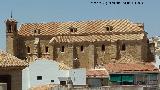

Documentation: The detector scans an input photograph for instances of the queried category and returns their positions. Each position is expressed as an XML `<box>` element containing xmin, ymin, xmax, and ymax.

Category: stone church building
<box><xmin>5</xmin><ymin>18</ymin><xmax>152</xmax><ymax>69</ymax></box>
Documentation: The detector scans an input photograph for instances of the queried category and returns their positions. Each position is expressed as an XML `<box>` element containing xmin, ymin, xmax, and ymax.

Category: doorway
<box><xmin>0</xmin><ymin>75</ymin><xmax>11</xmax><ymax>90</ymax></box>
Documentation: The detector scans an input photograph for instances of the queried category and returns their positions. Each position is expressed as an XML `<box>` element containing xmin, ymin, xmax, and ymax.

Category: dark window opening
<box><xmin>80</xmin><ymin>46</ymin><xmax>84</xmax><ymax>51</ymax></box>
<box><xmin>51</xmin><ymin>80</ymin><xmax>54</xmax><ymax>82</ymax></box>
<box><xmin>45</xmin><ymin>46</ymin><xmax>49</xmax><ymax>53</ymax></box>
<box><xmin>69</xmin><ymin>27</ymin><xmax>77</xmax><ymax>32</ymax></box>
<box><xmin>102</xmin><ymin>45</ymin><xmax>105</xmax><ymax>51</ymax></box>
<box><xmin>159</xmin><ymin>56</ymin><xmax>160</xmax><ymax>59</ymax></box>
<box><xmin>34</xmin><ymin>30</ymin><xmax>37</xmax><ymax>33</ymax></box>
<box><xmin>60</xmin><ymin>81</ymin><xmax>66</xmax><ymax>85</ymax></box>
<box><xmin>38</xmin><ymin>30</ymin><xmax>40</xmax><ymax>34</ymax></box>
<box><xmin>61</xmin><ymin>46</ymin><xmax>64</xmax><ymax>52</ymax></box>
<box><xmin>37</xmin><ymin>76</ymin><xmax>42</xmax><ymax>80</ymax></box>
<box><xmin>70</xmin><ymin>28</ymin><xmax>74</xmax><ymax>32</ymax></box>
<box><xmin>27</xmin><ymin>46</ymin><xmax>30</xmax><ymax>53</ymax></box>
<box><xmin>121</xmin><ymin>44</ymin><xmax>126</xmax><ymax>51</ymax></box>
<box><xmin>106</xmin><ymin>27</ymin><xmax>110</xmax><ymax>31</ymax></box>
<box><xmin>8</xmin><ymin>25</ymin><xmax>12</xmax><ymax>33</ymax></box>
<box><xmin>74</xmin><ymin>28</ymin><xmax>77</xmax><ymax>32</ymax></box>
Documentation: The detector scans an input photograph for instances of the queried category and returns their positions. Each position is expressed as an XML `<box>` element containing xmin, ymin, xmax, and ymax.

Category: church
<box><xmin>5</xmin><ymin>18</ymin><xmax>152</xmax><ymax>69</ymax></box>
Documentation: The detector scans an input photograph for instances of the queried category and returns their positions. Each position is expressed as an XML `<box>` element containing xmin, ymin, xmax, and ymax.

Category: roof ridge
<box><xmin>19</xmin><ymin>19</ymin><xmax>131</xmax><ymax>25</ymax></box>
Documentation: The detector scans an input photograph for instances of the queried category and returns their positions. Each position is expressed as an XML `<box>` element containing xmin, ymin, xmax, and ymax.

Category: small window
<box><xmin>37</xmin><ymin>76</ymin><xmax>42</xmax><ymax>80</ymax></box>
<box><xmin>159</xmin><ymin>56</ymin><xmax>160</xmax><ymax>59</ymax></box>
<box><xmin>51</xmin><ymin>80</ymin><xmax>54</xmax><ymax>82</ymax></box>
<box><xmin>80</xmin><ymin>46</ymin><xmax>84</xmax><ymax>51</ymax></box>
<box><xmin>70</xmin><ymin>28</ymin><xmax>74</xmax><ymax>32</ymax></box>
<box><xmin>60</xmin><ymin>81</ymin><xmax>66</xmax><ymax>85</ymax></box>
<box><xmin>105</xmin><ymin>26</ymin><xmax>113</xmax><ymax>31</ymax></box>
<box><xmin>106</xmin><ymin>27</ymin><xmax>110</xmax><ymax>31</ymax></box>
<box><xmin>61</xmin><ymin>46</ymin><xmax>64</xmax><ymax>52</ymax></box>
<box><xmin>69</xmin><ymin>27</ymin><xmax>77</xmax><ymax>32</ymax></box>
<box><xmin>38</xmin><ymin>30</ymin><xmax>40</xmax><ymax>34</ymax></box>
<box><xmin>27</xmin><ymin>46</ymin><xmax>30</xmax><ymax>53</ymax></box>
<box><xmin>34</xmin><ymin>30</ymin><xmax>37</xmax><ymax>33</ymax></box>
<box><xmin>33</xmin><ymin>30</ymin><xmax>40</xmax><ymax>34</ymax></box>
<box><xmin>8</xmin><ymin>25</ymin><xmax>12</xmax><ymax>33</ymax></box>
<box><xmin>121</xmin><ymin>43</ymin><xmax>126</xmax><ymax>51</ymax></box>
<box><xmin>45</xmin><ymin>46</ymin><xmax>49</xmax><ymax>53</ymax></box>
<box><xmin>102</xmin><ymin>45</ymin><xmax>105</xmax><ymax>51</ymax></box>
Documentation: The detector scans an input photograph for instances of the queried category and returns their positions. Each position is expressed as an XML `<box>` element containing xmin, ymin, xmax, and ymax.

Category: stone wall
<box><xmin>96</xmin><ymin>43</ymin><xmax>117</xmax><ymax>65</ymax></box>
<box><xmin>56</xmin><ymin>44</ymin><xmax>74</xmax><ymax>67</ymax></box>
<box><xmin>17</xmin><ymin>37</ymin><xmax>150</xmax><ymax>68</ymax></box>
<box><xmin>0</xmin><ymin>69</ymin><xmax>22</xmax><ymax>90</ymax></box>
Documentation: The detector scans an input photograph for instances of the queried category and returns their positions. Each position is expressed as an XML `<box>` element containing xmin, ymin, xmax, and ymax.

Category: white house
<box><xmin>150</xmin><ymin>36</ymin><xmax>160</xmax><ymax>69</ymax></box>
<box><xmin>22</xmin><ymin>59</ymin><xmax>86</xmax><ymax>90</ymax></box>
<box><xmin>153</xmin><ymin>52</ymin><xmax>160</xmax><ymax>69</ymax></box>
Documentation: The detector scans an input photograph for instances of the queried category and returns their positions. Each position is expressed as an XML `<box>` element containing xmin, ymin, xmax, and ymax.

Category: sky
<box><xmin>0</xmin><ymin>0</ymin><xmax>160</xmax><ymax>50</ymax></box>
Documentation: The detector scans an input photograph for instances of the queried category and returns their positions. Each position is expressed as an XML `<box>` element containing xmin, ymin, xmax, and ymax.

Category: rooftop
<box><xmin>18</xmin><ymin>19</ymin><xmax>144</xmax><ymax>36</ymax></box>
<box><xmin>105</xmin><ymin>63</ymin><xmax>159</xmax><ymax>73</ymax></box>
<box><xmin>87</xmin><ymin>69</ymin><xmax>109</xmax><ymax>77</ymax></box>
<box><xmin>0</xmin><ymin>50</ymin><xmax>28</xmax><ymax>68</ymax></box>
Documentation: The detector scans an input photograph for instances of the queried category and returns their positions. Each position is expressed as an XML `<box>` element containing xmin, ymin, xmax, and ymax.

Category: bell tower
<box><xmin>5</xmin><ymin>18</ymin><xmax>17</xmax><ymax>55</ymax></box>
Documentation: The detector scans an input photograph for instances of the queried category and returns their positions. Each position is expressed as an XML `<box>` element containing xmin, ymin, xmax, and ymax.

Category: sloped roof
<box><xmin>0</xmin><ymin>50</ymin><xmax>28</xmax><ymax>68</ymax></box>
<box><xmin>18</xmin><ymin>19</ymin><xmax>144</xmax><ymax>36</ymax></box>
<box><xmin>58</xmin><ymin>62</ymin><xmax>70</xmax><ymax>70</ymax></box>
<box><xmin>49</xmin><ymin>33</ymin><xmax>144</xmax><ymax>43</ymax></box>
<box><xmin>105</xmin><ymin>63</ymin><xmax>159</xmax><ymax>73</ymax></box>
<box><xmin>29</xmin><ymin>84</ymin><xmax>57</xmax><ymax>90</ymax></box>
<box><xmin>87</xmin><ymin>69</ymin><xmax>109</xmax><ymax>77</ymax></box>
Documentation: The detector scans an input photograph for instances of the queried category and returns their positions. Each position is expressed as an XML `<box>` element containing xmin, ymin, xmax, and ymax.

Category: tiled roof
<box><xmin>105</xmin><ymin>63</ymin><xmax>159</xmax><ymax>73</ymax></box>
<box><xmin>0</xmin><ymin>50</ymin><xmax>28</xmax><ymax>67</ymax></box>
<box><xmin>87</xmin><ymin>69</ymin><xmax>109</xmax><ymax>77</ymax></box>
<box><xmin>29</xmin><ymin>84</ymin><xmax>57</xmax><ymax>90</ymax></box>
<box><xmin>49</xmin><ymin>33</ymin><xmax>144</xmax><ymax>43</ymax></box>
<box><xmin>58</xmin><ymin>61</ymin><xmax>70</xmax><ymax>70</ymax></box>
<box><xmin>18</xmin><ymin>19</ymin><xmax>144</xmax><ymax>36</ymax></box>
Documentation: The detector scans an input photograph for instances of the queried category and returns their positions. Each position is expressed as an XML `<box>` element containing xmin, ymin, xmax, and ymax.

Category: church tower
<box><xmin>5</xmin><ymin>18</ymin><xmax>18</xmax><ymax>56</ymax></box>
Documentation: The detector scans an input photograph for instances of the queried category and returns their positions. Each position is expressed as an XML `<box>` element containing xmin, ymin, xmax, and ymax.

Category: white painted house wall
<box><xmin>153</xmin><ymin>54</ymin><xmax>160</xmax><ymax>69</ymax></box>
<box><xmin>22</xmin><ymin>59</ymin><xmax>86</xmax><ymax>90</ymax></box>
<box><xmin>69</xmin><ymin>69</ymin><xmax>86</xmax><ymax>85</ymax></box>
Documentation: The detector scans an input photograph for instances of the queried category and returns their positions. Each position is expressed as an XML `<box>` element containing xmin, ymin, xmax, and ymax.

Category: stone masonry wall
<box><xmin>56</xmin><ymin>44</ymin><xmax>74</xmax><ymax>67</ymax></box>
<box><xmin>96</xmin><ymin>44</ymin><xmax>117</xmax><ymax>65</ymax></box>
<box><xmin>22</xmin><ymin>37</ymin><xmax>148</xmax><ymax>68</ymax></box>
<box><xmin>0</xmin><ymin>70</ymin><xmax>22</xmax><ymax>90</ymax></box>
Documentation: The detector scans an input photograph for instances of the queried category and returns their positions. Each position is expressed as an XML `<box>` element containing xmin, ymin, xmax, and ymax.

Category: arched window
<box><xmin>45</xmin><ymin>46</ymin><xmax>49</xmax><ymax>53</ymax></box>
<box><xmin>106</xmin><ymin>27</ymin><xmax>110</xmax><ymax>31</ymax></box>
<box><xmin>61</xmin><ymin>46</ymin><xmax>64</xmax><ymax>52</ymax></box>
<box><xmin>121</xmin><ymin>43</ymin><xmax>126</xmax><ymax>51</ymax></box>
<box><xmin>8</xmin><ymin>25</ymin><xmax>12</xmax><ymax>33</ymax></box>
<box><xmin>101</xmin><ymin>44</ymin><xmax>105</xmax><ymax>51</ymax></box>
<box><xmin>34</xmin><ymin>30</ymin><xmax>37</xmax><ymax>33</ymax></box>
<box><xmin>27</xmin><ymin>46</ymin><xmax>30</xmax><ymax>53</ymax></box>
<box><xmin>69</xmin><ymin>26</ymin><xmax>77</xmax><ymax>33</ymax></box>
<box><xmin>80</xmin><ymin>46</ymin><xmax>84</xmax><ymax>51</ymax></box>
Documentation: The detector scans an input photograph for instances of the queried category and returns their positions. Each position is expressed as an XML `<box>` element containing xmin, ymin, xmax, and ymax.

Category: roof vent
<box><xmin>32</xmin><ymin>29</ymin><xmax>40</xmax><ymax>35</ymax></box>
<box><xmin>104</xmin><ymin>25</ymin><xmax>113</xmax><ymax>31</ymax></box>
<box><xmin>68</xmin><ymin>26</ymin><xmax>77</xmax><ymax>33</ymax></box>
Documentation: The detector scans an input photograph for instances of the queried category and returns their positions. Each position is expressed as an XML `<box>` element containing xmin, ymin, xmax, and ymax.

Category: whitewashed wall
<box><xmin>153</xmin><ymin>54</ymin><xmax>160</xmax><ymax>68</ymax></box>
<box><xmin>22</xmin><ymin>59</ymin><xmax>86</xmax><ymax>90</ymax></box>
<box><xmin>69</xmin><ymin>69</ymin><xmax>86</xmax><ymax>85</ymax></box>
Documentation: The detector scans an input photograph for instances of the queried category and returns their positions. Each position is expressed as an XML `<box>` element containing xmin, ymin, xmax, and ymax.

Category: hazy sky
<box><xmin>0</xmin><ymin>0</ymin><xmax>160</xmax><ymax>50</ymax></box>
